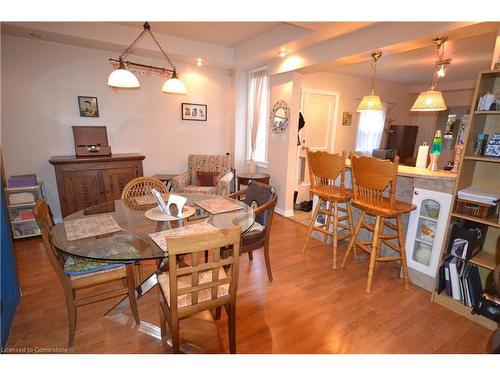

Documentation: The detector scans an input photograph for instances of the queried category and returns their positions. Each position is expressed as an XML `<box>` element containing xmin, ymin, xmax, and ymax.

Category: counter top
<box><xmin>345</xmin><ymin>159</ymin><xmax>457</xmax><ymax>180</ymax></box>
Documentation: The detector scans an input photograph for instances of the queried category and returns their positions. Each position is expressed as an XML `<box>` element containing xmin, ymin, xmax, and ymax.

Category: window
<box><xmin>247</xmin><ymin>67</ymin><xmax>270</xmax><ymax>164</ymax></box>
<box><xmin>355</xmin><ymin>105</ymin><xmax>386</xmax><ymax>155</ymax></box>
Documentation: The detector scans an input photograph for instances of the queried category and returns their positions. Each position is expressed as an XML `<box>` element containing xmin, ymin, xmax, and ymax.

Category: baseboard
<box><xmin>274</xmin><ymin>207</ymin><xmax>294</xmax><ymax>217</ymax></box>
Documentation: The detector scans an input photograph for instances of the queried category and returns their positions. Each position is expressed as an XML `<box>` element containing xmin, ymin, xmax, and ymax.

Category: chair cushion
<box><xmin>242</xmin><ymin>221</ymin><xmax>266</xmax><ymax>247</ymax></box>
<box><xmin>64</xmin><ymin>256</ymin><xmax>124</xmax><ymax>277</ymax></box>
<box><xmin>244</xmin><ymin>181</ymin><xmax>274</xmax><ymax>226</ymax></box>
<box><xmin>158</xmin><ymin>267</ymin><xmax>229</xmax><ymax>308</ymax></box>
<box><xmin>182</xmin><ymin>185</ymin><xmax>218</xmax><ymax>195</ymax></box>
<box><xmin>196</xmin><ymin>171</ymin><xmax>220</xmax><ymax>187</ymax></box>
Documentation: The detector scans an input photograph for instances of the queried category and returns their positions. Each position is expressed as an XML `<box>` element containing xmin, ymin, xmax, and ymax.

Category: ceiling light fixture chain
<box><xmin>107</xmin><ymin>21</ymin><xmax>187</xmax><ymax>94</ymax></box>
<box><xmin>369</xmin><ymin>50</ymin><xmax>382</xmax><ymax>95</ymax></box>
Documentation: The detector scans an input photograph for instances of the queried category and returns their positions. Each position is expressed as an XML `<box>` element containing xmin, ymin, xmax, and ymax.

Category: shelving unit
<box><xmin>431</xmin><ymin>69</ymin><xmax>500</xmax><ymax>331</ymax></box>
<box><xmin>5</xmin><ymin>183</ymin><xmax>44</xmax><ymax>239</ymax></box>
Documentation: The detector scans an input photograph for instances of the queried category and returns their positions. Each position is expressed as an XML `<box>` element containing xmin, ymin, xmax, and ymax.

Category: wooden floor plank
<box><xmin>5</xmin><ymin>214</ymin><xmax>493</xmax><ymax>353</ymax></box>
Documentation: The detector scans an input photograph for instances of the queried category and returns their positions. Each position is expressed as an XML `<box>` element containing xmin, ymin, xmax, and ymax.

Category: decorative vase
<box><xmin>247</xmin><ymin>159</ymin><xmax>257</xmax><ymax>174</ymax></box>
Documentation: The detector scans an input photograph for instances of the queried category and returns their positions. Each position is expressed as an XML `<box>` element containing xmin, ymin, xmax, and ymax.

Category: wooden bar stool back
<box><xmin>302</xmin><ymin>150</ymin><xmax>354</xmax><ymax>269</ymax></box>
<box><xmin>341</xmin><ymin>154</ymin><xmax>416</xmax><ymax>293</ymax></box>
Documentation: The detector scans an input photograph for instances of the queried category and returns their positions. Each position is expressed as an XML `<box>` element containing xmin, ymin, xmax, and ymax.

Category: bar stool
<box><xmin>341</xmin><ymin>154</ymin><xmax>416</xmax><ymax>293</ymax></box>
<box><xmin>302</xmin><ymin>150</ymin><xmax>354</xmax><ymax>269</ymax></box>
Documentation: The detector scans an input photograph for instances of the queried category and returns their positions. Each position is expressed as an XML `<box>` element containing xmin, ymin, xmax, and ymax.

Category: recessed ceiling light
<box><xmin>279</xmin><ymin>48</ymin><xmax>287</xmax><ymax>58</ymax></box>
<box><xmin>196</xmin><ymin>58</ymin><xmax>203</xmax><ymax>67</ymax></box>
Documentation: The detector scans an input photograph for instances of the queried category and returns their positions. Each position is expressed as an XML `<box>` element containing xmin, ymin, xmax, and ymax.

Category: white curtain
<box><xmin>247</xmin><ymin>69</ymin><xmax>270</xmax><ymax>162</ymax></box>
<box><xmin>355</xmin><ymin>105</ymin><xmax>387</xmax><ymax>155</ymax></box>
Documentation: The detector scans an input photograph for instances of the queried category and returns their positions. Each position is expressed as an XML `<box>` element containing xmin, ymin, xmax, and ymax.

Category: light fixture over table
<box><xmin>357</xmin><ymin>51</ymin><xmax>384</xmax><ymax>112</ymax></box>
<box><xmin>411</xmin><ymin>37</ymin><xmax>450</xmax><ymax>112</ymax></box>
<box><xmin>107</xmin><ymin>22</ymin><xmax>187</xmax><ymax>94</ymax></box>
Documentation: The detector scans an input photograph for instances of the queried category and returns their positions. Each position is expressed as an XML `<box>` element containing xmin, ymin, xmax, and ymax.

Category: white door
<box><xmin>405</xmin><ymin>188</ymin><xmax>453</xmax><ymax>277</ymax></box>
<box><xmin>295</xmin><ymin>90</ymin><xmax>339</xmax><ymax>205</ymax></box>
<box><xmin>301</xmin><ymin>90</ymin><xmax>338</xmax><ymax>152</ymax></box>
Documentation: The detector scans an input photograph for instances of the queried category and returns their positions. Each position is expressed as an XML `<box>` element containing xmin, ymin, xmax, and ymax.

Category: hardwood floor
<box><xmin>6</xmin><ymin>214</ymin><xmax>492</xmax><ymax>353</ymax></box>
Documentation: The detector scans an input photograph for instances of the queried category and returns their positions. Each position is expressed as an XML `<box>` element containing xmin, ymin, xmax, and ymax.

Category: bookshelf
<box><xmin>431</xmin><ymin>69</ymin><xmax>500</xmax><ymax>331</ymax></box>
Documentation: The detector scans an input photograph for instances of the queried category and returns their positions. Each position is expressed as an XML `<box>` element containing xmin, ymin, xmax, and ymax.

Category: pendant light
<box><xmin>108</xmin><ymin>22</ymin><xmax>187</xmax><ymax>94</ymax></box>
<box><xmin>411</xmin><ymin>37</ymin><xmax>449</xmax><ymax>112</ymax></box>
<box><xmin>107</xmin><ymin>58</ymin><xmax>140</xmax><ymax>88</ymax></box>
<box><xmin>357</xmin><ymin>51</ymin><xmax>384</xmax><ymax>112</ymax></box>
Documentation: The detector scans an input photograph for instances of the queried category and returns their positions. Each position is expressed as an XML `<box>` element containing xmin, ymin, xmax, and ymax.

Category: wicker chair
<box><xmin>121</xmin><ymin>176</ymin><xmax>169</xmax><ymax>208</ymax></box>
<box><xmin>171</xmin><ymin>154</ymin><xmax>233</xmax><ymax>196</ymax></box>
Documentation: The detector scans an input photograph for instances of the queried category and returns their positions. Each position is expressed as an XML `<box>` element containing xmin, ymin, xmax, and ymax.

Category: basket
<box><xmin>454</xmin><ymin>198</ymin><xmax>497</xmax><ymax>219</ymax></box>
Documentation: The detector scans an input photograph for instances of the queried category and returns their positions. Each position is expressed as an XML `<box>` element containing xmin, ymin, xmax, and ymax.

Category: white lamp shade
<box><xmin>107</xmin><ymin>68</ymin><xmax>140</xmax><ymax>88</ymax></box>
<box><xmin>357</xmin><ymin>94</ymin><xmax>383</xmax><ymax>112</ymax></box>
<box><xmin>162</xmin><ymin>77</ymin><xmax>187</xmax><ymax>94</ymax></box>
<box><xmin>411</xmin><ymin>90</ymin><xmax>447</xmax><ymax>111</ymax></box>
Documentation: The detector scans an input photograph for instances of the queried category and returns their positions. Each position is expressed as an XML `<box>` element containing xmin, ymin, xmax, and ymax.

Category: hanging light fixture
<box><xmin>107</xmin><ymin>22</ymin><xmax>187</xmax><ymax>94</ymax></box>
<box><xmin>411</xmin><ymin>37</ymin><xmax>449</xmax><ymax>112</ymax></box>
<box><xmin>357</xmin><ymin>51</ymin><xmax>384</xmax><ymax>112</ymax></box>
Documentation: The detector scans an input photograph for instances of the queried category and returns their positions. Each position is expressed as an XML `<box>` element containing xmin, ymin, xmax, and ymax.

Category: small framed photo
<box><xmin>342</xmin><ymin>111</ymin><xmax>352</xmax><ymax>126</ymax></box>
<box><xmin>78</xmin><ymin>96</ymin><xmax>99</xmax><ymax>118</ymax></box>
<box><xmin>182</xmin><ymin>103</ymin><xmax>207</xmax><ymax>121</ymax></box>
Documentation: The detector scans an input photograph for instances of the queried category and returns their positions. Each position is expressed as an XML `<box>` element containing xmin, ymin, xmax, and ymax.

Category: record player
<box><xmin>72</xmin><ymin>126</ymin><xmax>112</xmax><ymax>157</ymax></box>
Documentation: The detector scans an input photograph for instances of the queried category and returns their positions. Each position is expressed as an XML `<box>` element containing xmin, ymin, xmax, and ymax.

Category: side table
<box><xmin>237</xmin><ymin>172</ymin><xmax>271</xmax><ymax>191</ymax></box>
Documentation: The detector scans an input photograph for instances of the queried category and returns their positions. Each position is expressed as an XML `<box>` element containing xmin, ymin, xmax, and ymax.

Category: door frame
<box><xmin>300</xmin><ymin>88</ymin><xmax>340</xmax><ymax>152</ymax></box>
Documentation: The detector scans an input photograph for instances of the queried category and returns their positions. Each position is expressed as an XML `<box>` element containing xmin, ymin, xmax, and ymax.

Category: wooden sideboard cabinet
<box><xmin>49</xmin><ymin>153</ymin><xmax>145</xmax><ymax>217</ymax></box>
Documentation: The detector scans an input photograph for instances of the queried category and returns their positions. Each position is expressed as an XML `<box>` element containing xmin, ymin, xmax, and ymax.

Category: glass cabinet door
<box><xmin>412</xmin><ymin>199</ymin><xmax>440</xmax><ymax>267</ymax></box>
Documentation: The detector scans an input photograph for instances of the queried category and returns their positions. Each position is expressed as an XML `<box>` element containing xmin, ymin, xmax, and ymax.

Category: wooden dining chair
<box><xmin>33</xmin><ymin>200</ymin><xmax>140</xmax><ymax>347</ymax></box>
<box><xmin>157</xmin><ymin>226</ymin><xmax>241</xmax><ymax>354</ymax></box>
<box><xmin>227</xmin><ymin>181</ymin><xmax>278</xmax><ymax>281</ymax></box>
<box><xmin>121</xmin><ymin>176</ymin><xmax>169</xmax><ymax>208</ymax></box>
<box><xmin>302</xmin><ymin>150</ymin><xmax>354</xmax><ymax>269</ymax></box>
<box><xmin>340</xmin><ymin>155</ymin><xmax>416</xmax><ymax>293</ymax></box>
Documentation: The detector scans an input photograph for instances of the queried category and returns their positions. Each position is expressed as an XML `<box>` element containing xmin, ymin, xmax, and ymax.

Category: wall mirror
<box><xmin>270</xmin><ymin>100</ymin><xmax>290</xmax><ymax>134</ymax></box>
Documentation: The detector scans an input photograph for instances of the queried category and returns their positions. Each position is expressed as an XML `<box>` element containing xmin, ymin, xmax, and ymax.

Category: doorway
<box><xmin>291</xmin><ymin>89</ymin><xmax>339</xmax><ymax>227</ymax></box>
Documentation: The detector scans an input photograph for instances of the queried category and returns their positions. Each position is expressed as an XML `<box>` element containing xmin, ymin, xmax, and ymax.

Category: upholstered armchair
<box><xmin>171</xmin><ymin>154</ymin><xmax>233</xmax><ymax>196</ymax></box>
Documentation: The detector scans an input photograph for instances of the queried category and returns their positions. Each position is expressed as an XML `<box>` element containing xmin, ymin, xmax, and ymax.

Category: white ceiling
<box><xmin>329</xmin><ymin>32</ymin><xmax>497</xmax><ymax>85</ymax></box>
<box><xmin>114</xmin><ymin>22</ymin><xmax>282</xmax><ymax>47</ymax></box>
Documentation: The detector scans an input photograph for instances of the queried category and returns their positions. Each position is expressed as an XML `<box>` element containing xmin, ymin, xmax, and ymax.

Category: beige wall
<box><xmin>1</xmin><ymin>35</ymin><xmax>234</xmax><ymax>221</ymax></box>
<box><xmin>301</xmin><ymin>72</ymin><xmax>412</xmax><ymax>153</ymax></box>
<box><xmin>267</xmin><ymin>72</ymin><xmax>301</xmax><ymax>215</ymax></box>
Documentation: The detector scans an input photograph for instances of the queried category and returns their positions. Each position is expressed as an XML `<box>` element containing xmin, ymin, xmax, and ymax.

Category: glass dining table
<box><xmin>50</xmin><ymin>193</ymin><xmax>255</xmax><ymax>321</ymax></box>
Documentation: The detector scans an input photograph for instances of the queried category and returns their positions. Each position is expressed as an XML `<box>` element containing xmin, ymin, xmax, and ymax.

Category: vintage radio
<box><xmin>72</xmin><ymin>126</ymin><xmax>112</xmax><ymax>157</ymax></box>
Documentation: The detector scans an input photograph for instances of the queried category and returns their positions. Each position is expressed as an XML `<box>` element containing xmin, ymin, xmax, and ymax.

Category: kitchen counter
<box><xmin>345</xmin><ymin>159</ymin><xmax>457</xmax><ymax>181</ymax></box>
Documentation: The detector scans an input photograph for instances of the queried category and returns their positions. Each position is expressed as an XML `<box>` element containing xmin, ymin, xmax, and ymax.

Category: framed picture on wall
<box><xmin>342</xmin><ymin>111</ymin><xmax>352</xmax><ymax>126</ymax></box>
<box><xmin>78</xmin><ymin>96</ymin><xmax>99</xmax><ymax>118</ymax></box>
<box><xmin>182</xmin><ymin>103</ymin><xmax>207</xmax><ymax>121</ymax></box>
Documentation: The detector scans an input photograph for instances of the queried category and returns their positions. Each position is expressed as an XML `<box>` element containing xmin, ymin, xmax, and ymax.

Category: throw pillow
<box><xmin>197</xmin><ymin>171</ymin><xmax>220</xmax><ymax>186</ymax></box>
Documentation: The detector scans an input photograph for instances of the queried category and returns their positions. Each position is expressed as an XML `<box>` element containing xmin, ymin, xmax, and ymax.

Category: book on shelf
<box><xmin>449</xmin><ymin>257</ymin><xmax>462</xmax><ymax>301</ymax></box>
<box><xmin>437</xmin><ymin>256</ymin><xmax>484</xmax><ymax>308</ymax></box>
<box><xmin>476</xmin><ymin>93</ymin><xmax>496</xmax><ymax>111</ymax></box>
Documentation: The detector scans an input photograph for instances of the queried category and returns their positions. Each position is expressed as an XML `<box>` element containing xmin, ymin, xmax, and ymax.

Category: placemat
<box><xmin>149</xmin><ymin>222</ymin><xmax>218</xmax><ymax>253</ymax></box>
<box><xmin>194</xmin><ymin>198</ymin><xmax>243</xmax><ymax>215</ymax></box>
<box><xmin>64</xmin><ymin>214</ymin><xmax>122</xmax><ymax>241</ymax></box>
<box><xmin>133</xmin><ymin>192</ymin><xmax>169</xmax><ymax>206</ymax></box>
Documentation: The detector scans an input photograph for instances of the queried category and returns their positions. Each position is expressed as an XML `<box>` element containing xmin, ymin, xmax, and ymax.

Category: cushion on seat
<box><xmin>158</xmin><ymin>267</ymin><xmax>229</xmax><ymax>308</ymax></box>
<box><xmin>64</xmin><ymin>256</ymin><xmax>125</xmax><ymax>278</ymax></box>
<box><xmin>182</xmin><ymin>185</ymin><xmax>218</xmax><ymax>195</ymax></box>
<box><xmin>196</xmin><ymin>171</ymin><xmax>220</xmax><ymax>186</ymax></box>
<box><xmin>69</xmin><ymin>265</ymin><xmax>125</xmax><ymax>280</ymax></box>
